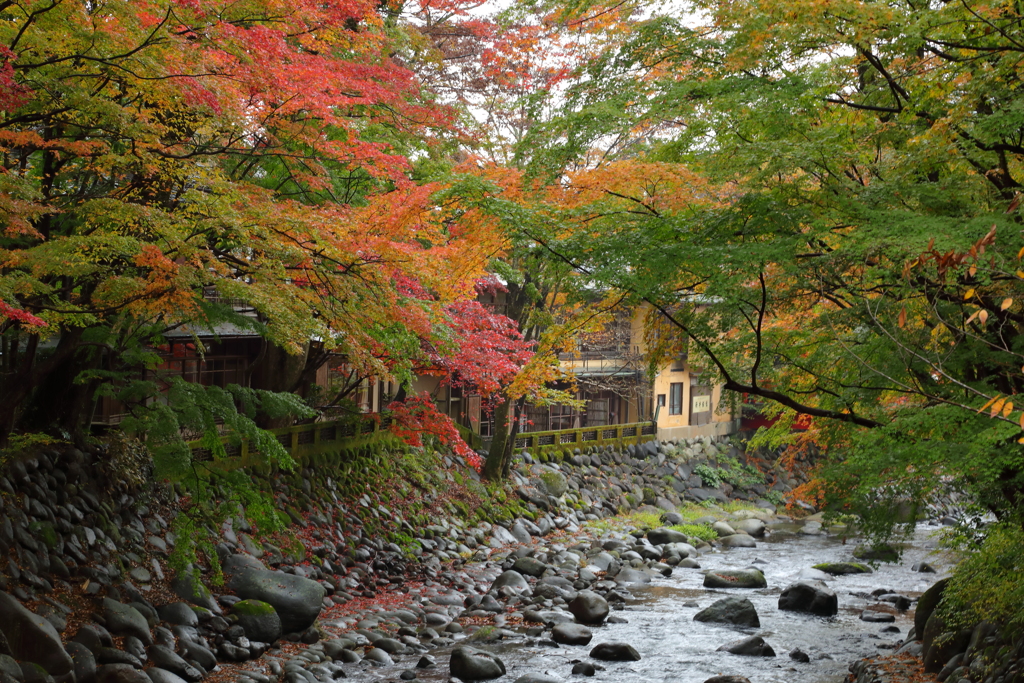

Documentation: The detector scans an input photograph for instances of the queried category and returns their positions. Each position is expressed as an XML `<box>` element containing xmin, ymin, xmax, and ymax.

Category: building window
<box><xmin>657</xmin><ymin>394</ymin><xmax>666</xmax><ymax>408</ymax></box>
<box><xmin>669</xmin><ymin>383</ymin><xmax>683</xmax><ymax>415</ymax></box>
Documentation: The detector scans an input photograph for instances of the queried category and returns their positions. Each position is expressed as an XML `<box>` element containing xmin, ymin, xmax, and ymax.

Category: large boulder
<box><xmin>614</xmin><ymin>567</ymin><xmax>652</xmax><ymax>584</ymax></box>
<box><xmin>146</xmin><ymin>669</ymin><xmax>188</xmax><ymax>683</ymax></box>
<box><xmin>232</xmin><ymin>600</ymin><xmax>282</xmax><ymax>643</ymax></box>
<box><xmin>0</xmin><ymin>592</ymin><xmax>74</xmax><ymax>682</ymax></box>
<box><xmin>719</xmin><ymin>535</ymin><xmax>756</xmax><ymax>548</ymax></box>
<box><xmin>103</xmin><ymin>600</ymin><xmax>152</xmax><ymax>646</ymax></box>
<box><xmin>537</xmin><ymin>471</ymin><xmax>568</xmax><ymax>497</ymax></box>
<box><xmin>853</xmin><ymin>544</ymin><xmax>900</xmax><ymax>563</ymax></box>
<box><xmin>915</xmin><ymin>578</ymin><xmax>949</xmax><ymax>638</ymax></box>
<box><xmin>146</xmin><ymin>647</ymin><xmax>201</xmax><ymax>683</ymax></box>
<box><xmin>648</xmin><ymin>528</ymin><xmax>688</xmax><ymax>545</ymax></box>
<box><xmin>567</xmin><ymin>591</ymin><xmax>609</xmax><ymax>625</ymax></box>
<box><xmin>168</xmin><ymin>573</ymin><xmax>220</xmax><ymax>615</ymax></box>
<box><xmin>489</xmin><ymin>570</ymin><xmax>530</xmax><ymax>593</ymax></box>
<box><xmin>154</xmin><ymin>604</ymin><xmax>197</xmax><ymax>628</ymax></box>
<box><xmin>512</xmin><ymin>557</ymin><xmax>548</xmax><ymax>578</ymax></box>
<box><xmin>513</xmin><ymin>675</ymin><xmax>563</xmax><ymax>683</ymax></box>
<box><xmin>717</xmin><ymin>635</ymin><xmax>776</xmax><ymax>657</ymax></box>
<box><xmin>551</xmin><ymin>623</ymin><xmax>593</xmax><ymax>646</ymax></box>
<box><xmin>65</xmin><ymin>643</ymin><xmax>96</xmax><ymax>683</ymax></box>
<box><xmin>703</xmin><ymin>569</ymin><xmax>766</xmax><ymax>589</ymax></box>
<box><xmin>693</xmin><ymin>597</ymin><xmax>760</xmax><ymax>627</ymax></box>
<box><xmin>227</xmin><ymin>568</ymin><xmax>325</xmax><ymax>633</ymax></box>
<box><xmin>778</xmin><ymin>581</ymin><xmax>838</xmax><ymax>616</ymax></box>
<box><xmin>96</xmin><ymin>664</ymin><xmax>151</xmax><ymax>683</ymax></box>
<box><xmin>590</xmin><ymin>643</ymin><xmax>641</xmax><ymax>661</ymax></box>
<box><xmin>732</xmin><ymin>519</ymin><xmax>766</xmax><ymax>538</ymax></box>
<box><xmin>449</xmin><ymin>647</ymin><xmax>506</xmax><ymax>680</ymax></box>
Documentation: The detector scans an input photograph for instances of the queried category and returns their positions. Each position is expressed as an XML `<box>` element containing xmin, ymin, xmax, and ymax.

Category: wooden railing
<box><xmin>190</xmin><ymin>414</ymin><xmax>394</xmax><ymax>466</ymax></box>
<box><xmin>513</xmin><ymin>420</ymin><xmax>657</xmax><ymax>455</ymax></box>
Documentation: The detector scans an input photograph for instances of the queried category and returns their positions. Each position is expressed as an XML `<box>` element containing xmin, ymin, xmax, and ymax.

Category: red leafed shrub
<box><xmin>388</xmin><ymin>393</ymin><xmax>482</xmax><ymax>469</ymax></box>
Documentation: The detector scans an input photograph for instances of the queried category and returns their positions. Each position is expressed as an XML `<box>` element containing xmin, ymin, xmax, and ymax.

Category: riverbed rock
<box><xmin>717</xmin><ymin>635</ymin><xmax>776</xmax><ymax>657</ymax></box>
<box><xmin>146</xmin><ymin>646</ymin><xmax>202</xmax><ymax>682</ymax></box>
<box><xmin>732</xmin><ymin>519</ymin><xmax>766</xmax><ymax>537</ymax></box>
<box><xmin>704</xmin><ymin>678</ymin><xmax>752</xmax><ymax>683</ymax></box>
<box><xmin>512</xmin><ymin>557</ymin><xmax>548</xmax><ymax>578</ymax></box>
<box><xmin>155</xmin><ymin>604</ymin><xmax>197</xmax><ymax>628</ymax></box>
<box><xmin>490</xmin><ymin>570</ymin><xmax>530</xmax><ymax>593</ymax></box>
<box><xmin>551</xmin><ymin>623</ymin><xmax>593</xmax><ymax>646</ymax></box>
<box><xmin>537</xmin><ymin>472</ymin><xmax>568</xmax><ymax>497</ymax></box>
<box><xmin>513</xmin><ymin>675</ymin><xmax>563</xmax><ymax>683</ymax></box>
<box><xmin>589</xmin><ymin>642</ymin><xmax>641</xmax><ymax>661</ymax></box>
<box><xmin>226</xmin><ymin>567</ymin><xmax>325</xmax><ymax>633</ymax></box>
<box><xmin>914</xmin><ymin>578</ymin><xmax>948</xmax><ymax>638</ymax></box>
<box><xmin>103</xmin><ymin>600</ymin><xmax>152</xmax><ymax>646</ymax></box>
<box><xmin>567</xmin><ymin>591</ymin><xmax>609</xmax><ymax>625</ymax></box>
<box><xmin>718</xmin><ymin>534</ymin><xmax>756</xmax><ymax>548</ymax></box>
<box><xmin>168</xmin><ymin>573</ymin><xmax>220</xmax><ymax>615</ymax></box>
<box><xmin>66</xmin><ymin>642</ymin><xmax>97</xmax><ymax>683</ymax></box>
<box><xmin>232</xmin><ymin>600</ymin><xmax>282</xmax><ymax>643</ymax></box>
<box><xmin>571</xmin><ymin>662</ymin><xmax>596</xmax><ymax>676</ymax></box>
<box><xmin>703</xmin><ymin>569</ymin><xmax>766</xmax><ymax>589</ymax></box>
<box><xmin>97</xmin><ymin>664</ymin><xmax>150</xmax><ymax>683</ymax></box>
<box><xmin>778</xmin><ymin>581</ymin><xmax>838</xmax><ymax>616</ymax></box>
<box><xmin>852</xmin><ymin>544</ymin><xmax>900</xmax><ymax>563</ymax></box>
<box><xmin>145</xmin><ymin>668</ymin><xmax>189</xmax><ymax>683</ymax></box>
<box><xmin>648</xmin><ymin>528</ymin><xmax>688</xmax><ymax>545</ymax></box>
<box><xmin>0</xmin><ymin>592</ymin><xmax>74</xmax><ymax>682</ymax></box>
<box><xmin>449</xmin><ymin>646</ymin><xmax>506</xmax><ymax>680</ymax></box>
<box><xmin>860</xmin><ymin>609</ymin><xmax>896</xmax><ymax>623</ymax></box>
<box><xmin>812</xmin><ymin>562</ymin><xmax>872</xmax><ymax>576</ymax></box>
<box><xmin>693</xmin><ymin>597</ymin><xmax>760</xmax><ymax>627</ymax></box>
<box><xmin>614</xmin><ymin>567</ymin><xmax>652</xmax><ymax>584</ymax></box>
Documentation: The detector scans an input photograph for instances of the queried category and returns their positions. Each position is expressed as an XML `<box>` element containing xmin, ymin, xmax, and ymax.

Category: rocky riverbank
<box><xmin>0</xmin><ymin>433</ymin><xmax>965</xmax><ymax>683</ymax></box>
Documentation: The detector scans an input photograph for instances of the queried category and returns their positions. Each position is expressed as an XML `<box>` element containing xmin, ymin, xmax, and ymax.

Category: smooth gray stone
<box><xmin>227</xmin><ymin>569</ymin><xmax>325</xmax><ymax>633</ymax></box>
<box><xmin>778</xmin><ymin>581</ymin><xmax>838</xmax><ymax>616</ymax></box>
<box><xmin>694</xmin><ymin>597</ymin><xmax>760</xmax><ymax>627</ymax></box>
<box><xmin>449</xmin><ymin>647</ymin><xmax>505</xmax><ymax>680</ymax></box>
<box><xmin>551</xmin><ymin>624</ymin><xmax>592</xmax><ymax>646</ymax></box>
<box><xmin>717</xmin><ymin>635</ymin><xmax>775</xmax><ymax>657</ymax></box>
<box><xmin>566</xmin><ymin>591</ymin><xmax>608</xmax><ymax>625</ymax></box>
<box><xmin>0</xmin><ymin>592</ymin><xmax>74</xmax><ymax>682</ymax></box>
<box><xmin>589</xmin><ymin>642</ymin><xmax>641</xmax><ymax>661</ymax></box>
<box><xmin>103</xmin><ymin>600</ymin><xmax>152</xmax><ymax>646</ymax></box>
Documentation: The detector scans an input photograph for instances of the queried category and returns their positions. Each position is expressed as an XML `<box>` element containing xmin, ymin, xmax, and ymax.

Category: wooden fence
<box><xmin>513</xmin><ymin>420</ymin><xmax>657</xmax><ymax>456</ymax></box>
<box><xmin>190</xmin><ymin>414</ymin><xmax>393</xmax><ymax>467</ymax></box>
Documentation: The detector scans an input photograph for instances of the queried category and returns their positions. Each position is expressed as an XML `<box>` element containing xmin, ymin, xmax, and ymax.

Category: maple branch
<box><xmin>824</xmin><ymin>96</ymin><xmax>901</xmax><ymax>114</ymax></box>
<box><xmin>524</xmin><ymin>230</ymin><xmax>883</xmax><ymax>429</ymax></box>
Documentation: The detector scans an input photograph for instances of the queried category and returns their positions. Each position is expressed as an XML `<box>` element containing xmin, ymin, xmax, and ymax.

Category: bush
<box><xmin>940</xmin><ymin>523</ymin><xmax>1024</xmax><ymax>635</ymax></box>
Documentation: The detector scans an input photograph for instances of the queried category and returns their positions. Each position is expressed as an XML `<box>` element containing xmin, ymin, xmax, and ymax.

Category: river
<box><xmin>380</xmin><ymin>521</ymin><xmax>949</xmax><ymax>683</ymax></box>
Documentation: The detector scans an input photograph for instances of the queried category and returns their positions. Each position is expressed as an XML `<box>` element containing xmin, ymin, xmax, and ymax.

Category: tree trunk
<box><xmin>0</xmin><ymin>327</ymin><xmax>85</xmax><ymax>447</ymax></box>
<box><xmin>485</xmin><ymin>395</ymin><xmax>526</xmax><ymax>480</ymax></box>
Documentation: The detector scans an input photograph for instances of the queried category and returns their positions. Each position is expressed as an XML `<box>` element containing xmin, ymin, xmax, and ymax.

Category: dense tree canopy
<box><xmin>0</xmin><ymin>0</ymin><xmax>519</xmax><ymax>463</ymax></box>
<box><xmin>4</xmin><ymin>0</ymin><xmax>1024</xmax><ymax>551</ymax></box>
<box><xmin>502</xmin><ymin>0</ymin><xmax>1024</xmax><ymax>532</ymax></box>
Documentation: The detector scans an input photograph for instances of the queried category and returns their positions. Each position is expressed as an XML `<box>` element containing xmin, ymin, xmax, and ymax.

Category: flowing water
<box><xmin>356</xmin><ymin>522</ymin><xmax>950</xmax><ymax>683</ymax></box>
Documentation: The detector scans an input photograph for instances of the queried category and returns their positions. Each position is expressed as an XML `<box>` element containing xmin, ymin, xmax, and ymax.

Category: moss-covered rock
<box><xmin>232</xmin><ymin>599</ymin><xmax>282</xmax><ymax>643</ymax></box>
<box><xmin>853</xmin><ymin>543</ymin><xmax>900</xmax><ymax>563</ymax></box>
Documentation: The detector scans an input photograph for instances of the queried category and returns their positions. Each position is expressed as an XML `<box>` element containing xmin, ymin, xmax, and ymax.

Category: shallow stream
<box><xmin>355</xmin><ymin>522</ymin><xmax>950</xmax><ymax>683</ymax></box>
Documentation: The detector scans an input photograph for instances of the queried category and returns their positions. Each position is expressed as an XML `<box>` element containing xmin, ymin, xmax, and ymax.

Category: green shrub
<box><xmin>670</xmin><ymin>523</ymin><xmax>716</xmax><ymax>543</ymax></box>
<box><xmin>940</xmin><ymin>523</ymin><xmax>1024</xmax><ymax>635</ymax></box>
<box><xmin>693</xmin><ymin>463</ymin><xmax>722</xmax><ymax>487</ymax></box>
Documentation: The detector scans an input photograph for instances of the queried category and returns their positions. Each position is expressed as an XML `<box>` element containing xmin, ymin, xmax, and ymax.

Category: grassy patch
<box><xmin>581</xmin><ymin>506</ymin><xmax>719</xmax><ymax>543</ymax></box>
